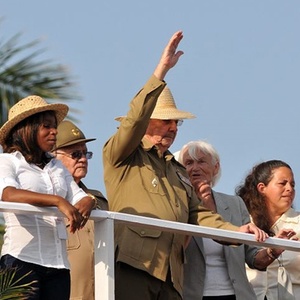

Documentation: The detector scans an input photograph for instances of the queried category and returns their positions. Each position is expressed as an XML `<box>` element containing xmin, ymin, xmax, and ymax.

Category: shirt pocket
<box><xmin>119</xmin><ymin>226</ymin><xmax>162</xmax><ymax>262</ymax></box>
<box><xmin>49</xmin><ymin>171</ymin><xmax>68</xmax><ymax>197</ymax></box>
<box><xmin>67</xmin><ymin>231</ymin><xmax>81</xmax><ymax>250</ymax></box>
<box><xmin>140</xmin><ymin>163</ymin><xmax>166</xmax><ymax>196</ymax></box>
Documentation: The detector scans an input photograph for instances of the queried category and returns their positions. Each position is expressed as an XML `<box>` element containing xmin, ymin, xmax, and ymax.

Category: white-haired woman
<box><xmin>177</xmin><ymin>140</ymin><xmax>294</xmax><ymax>300</ymax></box>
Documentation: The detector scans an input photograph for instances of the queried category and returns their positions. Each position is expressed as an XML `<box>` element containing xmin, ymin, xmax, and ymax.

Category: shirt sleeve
<box><xmin>0</xmin><ymin>154</ymin><xmax>20</xmax><ymax>200</ymax></box>
<box><xmin>103</xmin><ymin>75</ymin><xmax>166</xmax><ymax>166</ymax></box>
<box><xmin>55</xmin><ymin>160</ymin><xmax>88</xmax><ymax>204</ymax></box>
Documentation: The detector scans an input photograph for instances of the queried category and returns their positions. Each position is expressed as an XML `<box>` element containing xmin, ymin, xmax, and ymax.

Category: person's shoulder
<box><xmin>88</xmin><ymin>188</ymin><xmax>107</xmax><ymax>201</ymax></box>
<box><xmin>49</xmin><ymin>157</ymin><xmax>69</xmax><ymax>171</ymax></box>
<box><xmin>0</xmin><ymin>152</ymin><xmax>16</xmax><ymax>159</ymax></box>
<box><xmin>89</xmin><ymin>189</ymin><xmax>108</xmax><ymax>210</ymax></box>
<box><xmin>285</xmin><ymin>207</ymin><xmax>300</xmax><ymax>218</ymax></box>
<box><xmin>171</xmin><ymin>155</ymin><xmax>185</xmax><ymax>170</ymax></box>
<box><xmin>213</xmin><ymin>190</ymin><xmax>244</xmax><ymax>204</ymax></box>
<box><xmin>0</xmin><ymin>151</ymin><xmax>23</xmax><ymax>165</ymax></box>
<box><xmin>169</xmin><ymin>156</ymin><xmax>194</xmax><ymax>187</ymax></box>
<box><xmin>79</xmin><ymin>182</ymin><xmax>108</xmax><ymax>210</ymax></box>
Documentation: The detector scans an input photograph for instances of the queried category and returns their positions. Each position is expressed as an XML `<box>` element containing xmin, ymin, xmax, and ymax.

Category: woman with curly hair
<box><xmin>236</xmin><ymin>160</ymin><xmax>300</xmax><ymax>300</ymax></box>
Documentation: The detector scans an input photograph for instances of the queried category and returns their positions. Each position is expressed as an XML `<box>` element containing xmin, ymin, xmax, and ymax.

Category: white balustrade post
<box><xmin>94</xmin><ymin>218</ymin><xmax>115</xmax><ymax>300</ymax></box>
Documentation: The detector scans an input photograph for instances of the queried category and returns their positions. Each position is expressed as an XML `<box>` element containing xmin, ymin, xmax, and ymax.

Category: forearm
<box><xmin>193</xmin><ymin>204</ymin><xmax>239</xmax><ymax>231</ymax></box>
<box><xmin>103</xmin><ymin>75</ymin><xmax>165</xmax><ymax>165</ymax></box>
<box><xmin>2</xmin><ymin>186</ymin><xmax>62</xmax><ymax>207</ymax></box>
<box><xmin>253</xmin><ymin>248</ymin><xmax>282</xmax><ymax>270</ymax></box>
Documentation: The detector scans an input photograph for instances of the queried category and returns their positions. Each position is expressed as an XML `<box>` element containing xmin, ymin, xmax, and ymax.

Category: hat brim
<box><xmin>115</xmin><ymin>110</ymin><xmax>196</xmax><ymax>122</ymax></box>
<box><xmin>151</xmin><ymin>109</ymin><xmax>196</xmax><ymax>120</ymax></box>
<box><xmin>0</xmin><ymin>103</ymin><xmax>68</xmax><ymax>145</ymax></box>
<box><xmin>53</xmin><ymin>138</ymin><xmax>96</xmax><ymax>150</ymax></box>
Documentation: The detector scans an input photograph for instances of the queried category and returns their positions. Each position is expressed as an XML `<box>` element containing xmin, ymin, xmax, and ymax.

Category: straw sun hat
<box><xmin>115</xmin><ymin>86</ymin><xmax>196</xmax><ymax>121</ymax></box>
<box><xmin>0</xmin><ymin>95</ymin><xmax>69</xmax><ymax>145</ymax></box>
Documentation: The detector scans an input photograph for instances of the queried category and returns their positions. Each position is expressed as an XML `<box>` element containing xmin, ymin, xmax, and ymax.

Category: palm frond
<box><xmin>0</xmin><ymin>267</ymin><xmax>37</xmax><ymax>299</ymax></box>
<box><xmin>0</xmin><ymin>25</ymin><xmax>81</xmax><ymax>125</ymax></box>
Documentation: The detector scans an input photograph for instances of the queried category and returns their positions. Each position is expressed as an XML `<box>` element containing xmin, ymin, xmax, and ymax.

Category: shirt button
<box><xmin>141</xmin><ymin>230</ymin><xmax>145</xmax><ymax>235</ymax></box>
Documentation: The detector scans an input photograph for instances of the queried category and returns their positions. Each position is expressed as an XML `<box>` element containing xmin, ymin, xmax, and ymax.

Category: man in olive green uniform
<box><xmin>53</xmin><ymin>120</ymin><xmax>108</xmax><ymax>300</ymax></box>
<box><xmin>103</xmin><ymin>31</ymin><xmax>267</xmax><ymax>300</ymax></box>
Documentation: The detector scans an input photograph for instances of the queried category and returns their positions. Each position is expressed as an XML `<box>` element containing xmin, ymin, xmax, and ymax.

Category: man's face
<box><xmin>55</xmin><ymin>142</ymin><xmax>89</xmax><ymax>183</ymax></box>
<box><xmin>145</xmin><ymin>119</ymin><xmax>181</xmax><ymax>153</ymax></box>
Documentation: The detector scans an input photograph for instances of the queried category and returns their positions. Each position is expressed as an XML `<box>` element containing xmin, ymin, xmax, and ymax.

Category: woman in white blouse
<box><xmin>236</xmin><ymin>159</ymin><xmax>300</xmax><ymax>300</ymax></box>
<box><xmin>0</xmin><ymin>96</ymin><xmax>95</xmax><ymax>300</ymax></box>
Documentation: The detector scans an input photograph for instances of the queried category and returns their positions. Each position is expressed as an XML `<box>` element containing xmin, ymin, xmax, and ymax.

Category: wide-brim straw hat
<box><xmin>115</xmin><ymin>86</ymin><xmax>196</xmax><ymax>121</ymax></box>
<box><xmin>0</xmin><ymin>95</ymin><xmax>68</xmax><ymax>145</ymax></box>
<box><xmin>53</xmin><ymin>120</ymin><xmax>96</xmax><ymax>150</ymax></box>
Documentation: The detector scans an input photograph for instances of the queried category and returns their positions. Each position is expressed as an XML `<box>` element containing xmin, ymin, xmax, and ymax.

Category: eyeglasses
<box><xmin>56</xmin><ymin>150</ymin><xmax>93</xmax><ymax>160</ymax></box>
<box><xmin>176</xmin><ymin>119</ymin><xmax>183</xmax><ymax>126</ymax></box>
<box><xmin>161</xmin><ymin>119</ymin><xmax>184</xmax><ymax>126</ymax></box>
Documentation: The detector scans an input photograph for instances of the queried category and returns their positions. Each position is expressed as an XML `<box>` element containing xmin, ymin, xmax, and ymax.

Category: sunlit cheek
<box><xmin>74</xmin><ymin>166</ymin><xmax>87</xmax><ymax>177</ymax></box>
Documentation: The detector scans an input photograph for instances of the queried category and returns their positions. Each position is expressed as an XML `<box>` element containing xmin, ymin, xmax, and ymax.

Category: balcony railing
<box><xmin>1</xmin><ymin>202</ymin><xmax>300</xmax><ymax>300</ymax></box>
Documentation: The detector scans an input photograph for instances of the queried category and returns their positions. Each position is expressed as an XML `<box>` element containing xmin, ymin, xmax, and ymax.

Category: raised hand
<box><xmin>154</xmin><ymin>31</ymin><xmax>184</xmax><ymax>80</ymax></box>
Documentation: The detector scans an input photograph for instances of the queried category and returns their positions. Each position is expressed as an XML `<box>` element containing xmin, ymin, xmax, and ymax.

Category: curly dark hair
<box><xmin>2</xmin><ymin>111</ymin><xmax>56</xmax><ymax>165</ymax></box>
<box><xmin>235</xmin><ymin>160</ymin><xmax>292</xmax><ymax>235</ymax></box>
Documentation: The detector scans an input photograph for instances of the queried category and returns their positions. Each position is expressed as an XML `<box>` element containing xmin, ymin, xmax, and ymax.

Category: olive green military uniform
<box><xmin>103</xmin><ymin>75</ymin><xmax>238</xmax><ymax>298</ymax></box>
<box><xmin>67</xmin><ymin>181</ymin><xmax>108</xmax><ymax>300</ymax></box>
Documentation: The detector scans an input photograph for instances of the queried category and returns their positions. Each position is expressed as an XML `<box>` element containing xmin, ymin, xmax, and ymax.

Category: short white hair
<box><xmin>177</xmin><ymin>140</ymin><xmax>221</xmax><ymax>187</ymax></box>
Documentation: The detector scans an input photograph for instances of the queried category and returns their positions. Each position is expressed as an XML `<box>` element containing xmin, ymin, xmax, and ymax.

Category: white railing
<box><xmin>1</xmin><ymin>202</ymin><xmax>300</xmax><ymax>300</ymax></box>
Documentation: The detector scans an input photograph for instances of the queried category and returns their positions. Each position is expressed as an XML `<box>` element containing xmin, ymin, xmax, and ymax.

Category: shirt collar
<box><xmin>141</xmin><ymin>137</ymin><xmax>174</xmax><ymax>160</ymax></box>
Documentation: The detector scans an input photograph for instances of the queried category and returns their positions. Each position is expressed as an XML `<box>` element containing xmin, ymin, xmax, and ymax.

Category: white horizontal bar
<box><xmin>0</xmin><ymin>202</ymin><xmax>299</xmax><ymax>251</ymax></box>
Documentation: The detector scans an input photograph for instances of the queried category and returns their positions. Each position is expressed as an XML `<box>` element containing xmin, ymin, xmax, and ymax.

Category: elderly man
<box><xmin>53</xmin><ymin>120</ymin><xmax>108</xmax><ymax>300</ymax></box>
<box><xmin>103</xmin><ymin>31</ymin><xmax>267</xmax><ymax>300</ymax></box>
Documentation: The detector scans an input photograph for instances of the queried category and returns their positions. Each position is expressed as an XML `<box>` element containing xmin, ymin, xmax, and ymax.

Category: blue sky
<box><xmin>2</xmin><ymin>1</ymin><xmax>300</xmax><ymax>209</ymax></box>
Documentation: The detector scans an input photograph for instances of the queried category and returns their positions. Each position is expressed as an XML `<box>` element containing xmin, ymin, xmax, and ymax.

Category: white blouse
<box><xmin>247</xmin><ymin>208</ymin><xmax>300</xmax><ymax>300</ymax></box>
<box><xmin>0</xmin><ymin>151</ymin><xmax>88</xmax><ymax>269</ymax></box>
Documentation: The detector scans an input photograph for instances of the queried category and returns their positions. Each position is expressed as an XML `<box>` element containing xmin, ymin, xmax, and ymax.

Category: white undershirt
<box><xmin>203</xmin><ymin>237</ymin><xmax>235</xmax><ymax>296</ymax></box>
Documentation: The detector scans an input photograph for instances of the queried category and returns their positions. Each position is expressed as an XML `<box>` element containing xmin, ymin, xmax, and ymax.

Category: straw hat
<box><xmin>0</xmin><ymin>95</ymin><xmax>68</xmax><ymax>145</ymax></box>
<box><xmin>53</xmin><ymin>120</ymin><xmax>96</xmax><ymax>150</ymax></box>
<box><xmin>115</xmin><ymin>86</ymin><xmax>196</xmax><ymax>121</ymax></box>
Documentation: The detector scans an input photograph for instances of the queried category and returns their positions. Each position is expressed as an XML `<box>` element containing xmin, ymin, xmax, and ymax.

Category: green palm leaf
<box><xmin>0</xmin><ymin>267</ymin><xmax>37</xmax><ymax>299</ymax></box>
<box><xmin>0</xmin><ymin>22</ymin><xmax>81</xmax><ymax>125</ymax></box>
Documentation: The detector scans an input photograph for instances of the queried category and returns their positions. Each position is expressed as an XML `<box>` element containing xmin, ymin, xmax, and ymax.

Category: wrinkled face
<box><xmin>258</xmin><ymin>167</ymin><xmax>295</xmax><ymax>216</ymax></box>
<box><xmin>55</xmin><ymin>142</ymin><xmax>89</xmax><ymax>183</ymax></box>
<box><xmin>182</xmin><ymin>148</ymin><xmax>219</xmax><ymax>189</ymax></box>
<box><xmin>145</xmin><ymin>119</ymin><xmax>180</xmax><ymax>152</ymax></box>
<box><xmin>37</xmin><ymin>112</ymin><xmax>58</xmax><ymax>152</ymax></box>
